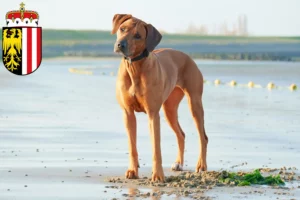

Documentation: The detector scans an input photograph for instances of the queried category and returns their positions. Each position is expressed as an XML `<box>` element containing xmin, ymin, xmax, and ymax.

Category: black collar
<box><xmin>124</xmin><ymin>49</ymin><xmax>149</xmax><ymax>63</ymax></box>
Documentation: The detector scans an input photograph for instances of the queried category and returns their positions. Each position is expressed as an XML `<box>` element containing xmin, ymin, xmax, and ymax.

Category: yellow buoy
<box><xmin>289</xmin><ymin>84</ymin><xmax>297</xmax><ymax>91</ymax></box>
<box><xmin>110</xmin><ymin>72</ymin><xmax>115</xmax><ymax>76</ymax></box>
<box><xmin>229</xmin><ymin>80</ymin><xmax>237</xmax><ymax>86</ymax></box>
<box><xmin>267</xmin><ymin>82</ymin><xmax>275</xmax><ymax>89</ymax></box>
<box><xmin>248</xmin><ymin>81</ymin><xmax>254</xmax><ymax>88</ymax></box>
<box><xmin>214</xmin><ymin>79</ymin><xmax>221</xmax><ymax>85</ymax></box>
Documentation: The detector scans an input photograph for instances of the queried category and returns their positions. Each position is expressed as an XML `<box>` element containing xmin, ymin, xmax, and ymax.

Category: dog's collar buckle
<box><xmin>124</xmin><ymin>49</ymin><xmax>149</xmax><ymax>63</ymax></box>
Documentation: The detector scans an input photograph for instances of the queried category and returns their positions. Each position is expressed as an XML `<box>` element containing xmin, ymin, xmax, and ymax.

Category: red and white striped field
<box><xmin>21</xmin><ymin>27</ymin><xmax>42</xmax><ymax>75</ymax></box>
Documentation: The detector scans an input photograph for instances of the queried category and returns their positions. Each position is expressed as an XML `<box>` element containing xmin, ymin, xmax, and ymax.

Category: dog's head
<box><xmin>111</xmin><ymin>14</ymin><xmax>162</xmax><ymax>58</ymax></box>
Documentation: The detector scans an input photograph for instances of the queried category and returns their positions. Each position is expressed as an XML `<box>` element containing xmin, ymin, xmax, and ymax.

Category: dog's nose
<box><xmin>117</xmin><ymin>40</ymin><xmax>127</xmax><ymax>50</ymax></box>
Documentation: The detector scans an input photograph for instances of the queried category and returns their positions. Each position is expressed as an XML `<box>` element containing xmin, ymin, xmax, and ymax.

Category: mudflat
<box><xmin>0</xmin><ymin>59</ymin><xmax>299</xmax><ymax>199</ymax></box>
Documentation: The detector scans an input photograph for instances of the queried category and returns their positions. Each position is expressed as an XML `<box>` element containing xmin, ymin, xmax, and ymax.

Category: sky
<box><xmin>1</xmin><ymin>0</ymin><xmax>300</xmax><ymax>36</ymax></box>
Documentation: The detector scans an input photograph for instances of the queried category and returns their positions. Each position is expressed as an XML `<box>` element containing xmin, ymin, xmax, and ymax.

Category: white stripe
<box><xmin>32</xmin><ymin>28</ymin><xmax>37</xmax><ymax>71</ymax></box>
<box><xmin>22</xmin><ymin>28</ymin><xmax>27</xmax><ymax>75</ymax></box>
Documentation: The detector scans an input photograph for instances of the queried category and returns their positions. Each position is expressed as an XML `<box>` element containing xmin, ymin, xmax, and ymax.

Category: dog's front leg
<box><xmin>123</xmin><ymin>109</ymin><xmax>139</xmax><ymax>179</ymax></box>
<box><xmin>148</xmin><ymin>112</ymin><xmax>165</xmax><ymax>182</ymax></box>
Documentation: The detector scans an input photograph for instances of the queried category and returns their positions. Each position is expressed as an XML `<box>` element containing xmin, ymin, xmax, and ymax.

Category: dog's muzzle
<box><xmin>115</xmin><ymin>40</ymin><xmax>127</xmax><ymax>53</ymax></box>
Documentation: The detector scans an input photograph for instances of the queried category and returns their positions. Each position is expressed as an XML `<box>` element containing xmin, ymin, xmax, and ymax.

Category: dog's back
<box><xmin>153</xmin><ymin>48</ymin><xmax>203</xmax><ymax>87</ymax></box>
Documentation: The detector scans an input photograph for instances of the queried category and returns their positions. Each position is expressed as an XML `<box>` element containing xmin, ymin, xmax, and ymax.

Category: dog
<box><xmin>111</xmin><ymin>14</ymin><xmax>208</xmax><ymax>182</ymax></box>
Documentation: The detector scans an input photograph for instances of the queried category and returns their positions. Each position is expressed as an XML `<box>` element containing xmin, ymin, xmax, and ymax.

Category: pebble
<box><xmin>184</xmin><ymin>190</ymin><xmax>189</xmax><ymax>196</ymax></box>
<box><xmin>152</xmin><ymin>192</ymin><xmax>158</xmax><ymax>196</ymax></box>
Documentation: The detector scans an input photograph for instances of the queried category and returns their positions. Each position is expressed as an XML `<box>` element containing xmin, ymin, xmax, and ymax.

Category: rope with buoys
<box><xmin>206</xmin><ymin>79</ymin><xmax>297</xmax><ymax>91</ymax></box>
<box><xmin>68</xmin><ymin>68</ymin><xmax>297</xmax><ymax>91</ymax></box>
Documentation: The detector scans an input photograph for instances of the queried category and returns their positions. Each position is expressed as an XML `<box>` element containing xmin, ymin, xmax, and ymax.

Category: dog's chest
<box><xmin>121</xmin><ymin>81</ymin><xmax>146</xmax><ymax>113</ymax></box>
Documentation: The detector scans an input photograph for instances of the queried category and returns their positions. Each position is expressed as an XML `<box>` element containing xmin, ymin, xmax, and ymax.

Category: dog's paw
<box><xmin>152</xmin><ymin>172</ymin><xmax>165</xmax><ymax>182</ymax></box>
<box><xmin>171</xmin><ymin>162</ymin><xmax>183</xmax><ymax>171</ymax></box>
<box><xmin>151</xmin><ymin>166</ymin><xmax>165</xmax><ymax>182</ymax></box>
<box><xmin>195</xmin><ymin>159</ymin><xmax>207</xmax><ymax>172</ymax></box>
<box><xmin>125</xmin><ymin>169</ymin><xmax>139</xmax><ymax>179</ymax></box>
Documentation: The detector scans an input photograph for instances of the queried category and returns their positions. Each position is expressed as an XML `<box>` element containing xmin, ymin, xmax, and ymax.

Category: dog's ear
<box><xmin>145</xmin><ymin>24</ymin><xmax>162</xmax><ymax>52</ymax></box>
<box><xmin>111</xmin><ymin>14</ymin><xmax>132</xmax><ymax>34</ymax></box>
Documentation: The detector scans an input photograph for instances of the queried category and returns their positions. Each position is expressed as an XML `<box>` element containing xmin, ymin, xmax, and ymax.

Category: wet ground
<box><xmin>0</xmin><ymin>59</ymin><xmax>300</xmax><ymax>199</ymax></box>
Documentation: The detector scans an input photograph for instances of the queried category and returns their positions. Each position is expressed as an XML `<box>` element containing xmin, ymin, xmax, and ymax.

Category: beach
<box><xmin>0</xmin><ymin>59</ymin><xmax>300</xmax><ymax>199</ymax></box>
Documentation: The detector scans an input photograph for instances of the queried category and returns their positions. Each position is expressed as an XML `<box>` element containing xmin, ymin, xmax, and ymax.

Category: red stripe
<box><xmin>37</xmin><ymin>28</ymin><xmax>41</xmax><ymax>67</ymax></box>
<box><xmin>27</xmin><ymin>28</ymin><xmax>32</xmax><ymax>74</ymax></box>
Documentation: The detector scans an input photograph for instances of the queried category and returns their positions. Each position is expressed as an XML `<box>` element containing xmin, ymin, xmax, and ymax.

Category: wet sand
<box><xmin>0</xmin><ymin>59</ymin><xmax>300</xmax><ymax>199</ymax></box>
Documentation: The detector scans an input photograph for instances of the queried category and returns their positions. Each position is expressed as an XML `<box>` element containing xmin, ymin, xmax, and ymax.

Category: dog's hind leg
<box><xmin>186</xmin><ymin>92</ymin><xmax>208</xmax><ymax>172</ymax></box>
<box><xmin>162</xmin><ymin>87</ymin><xmax>186</xmax><ymax>171</ymax></box>
<box><xmin>181</xmin><ymin>58</ymin><xmax>208</xmax><ymax>172</ymax></box>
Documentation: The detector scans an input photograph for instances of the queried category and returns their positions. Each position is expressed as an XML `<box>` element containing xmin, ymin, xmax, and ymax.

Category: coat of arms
<box><xmin>2</xmin><ymin>2</ymin><xmax>42</xmax><ymax>75</ymax></box>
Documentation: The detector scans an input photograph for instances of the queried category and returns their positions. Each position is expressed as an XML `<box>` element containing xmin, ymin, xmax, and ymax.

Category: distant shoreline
<box><xmin>43</xmin><ymin>56</ymin><xmax>121</xmax><ymax>61</ymax></box>
<box><xmin>43</xmin><ymin>56</ymin><xmax>300</xmax><ymax>62</ymax></box>
<box><xmin>1</xmin><ymin>30</ymin><xmax>300</xmax><ymax>62</ymax></box>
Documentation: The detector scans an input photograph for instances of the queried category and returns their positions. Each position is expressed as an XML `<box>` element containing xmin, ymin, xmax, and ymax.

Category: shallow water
<box><xmin>0</xmin><ymin>59</ymin><xmax>300</xmax><ymax>199</ymax></box>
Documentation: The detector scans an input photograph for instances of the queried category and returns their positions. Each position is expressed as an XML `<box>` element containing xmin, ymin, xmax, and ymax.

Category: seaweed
<box><xmin>218</xmin><ymin>169</ymin><xmax>285</xmax><ymax>186</ymax></box>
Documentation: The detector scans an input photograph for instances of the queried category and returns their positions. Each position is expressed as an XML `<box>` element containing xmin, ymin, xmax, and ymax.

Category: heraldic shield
<box><xmin>2</xmin><ymin>2</ymin><xmax>42</xmax><ymax>76</ymax></box>
<box><xmin>2</xmin><ymin>27</ymin><xmax>42</xmax><ymax>76</ymax></box>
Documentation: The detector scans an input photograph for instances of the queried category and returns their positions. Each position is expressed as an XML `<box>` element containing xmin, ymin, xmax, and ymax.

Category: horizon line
<box><xmin>21</xmin><ymin>28</ymin><xmax>299</xmax><ymax>38</ymax></box>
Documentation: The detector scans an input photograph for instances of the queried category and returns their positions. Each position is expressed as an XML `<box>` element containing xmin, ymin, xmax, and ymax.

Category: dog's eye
<box><xmin>134</xmin><ymin>33</ymin><xmax>141</xmax><ymax>39</ymax></box>
<box><xmin>120</xmin><ymin>27</ymin><xmax>125</xmax><ymax>32</ymax></box>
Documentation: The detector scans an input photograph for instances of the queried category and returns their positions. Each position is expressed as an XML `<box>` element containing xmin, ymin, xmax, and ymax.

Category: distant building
<box><xmin>238</xmin><ymin>14</ymin><xmax>248</xmax><ymax>36</ymax></box>
<box><xmin>185</xmin><ymin>14</ymin><xmax>248</xmax><ymax>36</ymax></box>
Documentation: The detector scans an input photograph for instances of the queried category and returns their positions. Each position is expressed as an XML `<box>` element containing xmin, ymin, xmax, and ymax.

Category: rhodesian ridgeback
<box><xmin>112</xmin><ymin>14</ymin><xmax>208</xmax><ymax>182</ymax></box>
